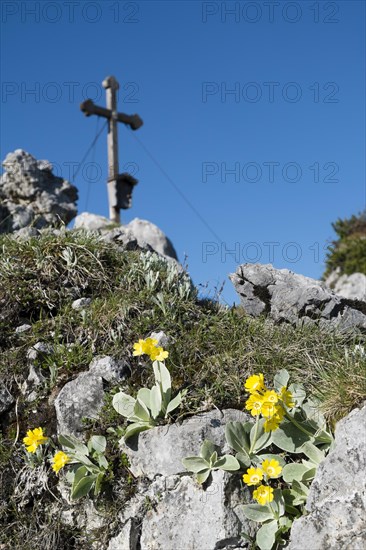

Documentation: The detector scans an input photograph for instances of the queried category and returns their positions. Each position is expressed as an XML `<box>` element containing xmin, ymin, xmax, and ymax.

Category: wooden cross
<box><xmin>80</xmin><ymin>75</ymin><xmax>143</xmax><ymax>223</ymax></box>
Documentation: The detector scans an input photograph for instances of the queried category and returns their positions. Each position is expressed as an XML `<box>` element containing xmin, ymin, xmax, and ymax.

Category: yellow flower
<box><xmin>133</xmin><ymin>338</ymin><xmax>158</xmax><ymax>357</ymax></box>
<box><xmin>244</xmin><ymin>374</ymin><xmax>265</xmax><ymax>394</ymax></box>
<box><xmin>263</xmin><ymin>404</ymin><xmax>284</xmax><ymax>431</ymax></box>
<box><xmin>253</xmin><ymin>484</ymin><xmax>274</xmax><ymax>506</ymax></box>
<box><xmin>262</xmin><ymin>390</ymin><xmax>279</xmax><ymax>404</ymax></box>
<box><xmin>133</xmin><ymin>339</ymin><xmax>146</xmax><ymax>356</ymax></box>
<box><xmin>261</xmin><ymin>401</ymin><xmax>276</xmax><ymax>418</ymax></box>
<box><xmin>263</xmin><ymin>415</ymin><xmax>281</xmax><ymax>432</ymax></box>
<box><xmin>132</xmin><ymin>338</ymin><xmax>168</xmax><ymax>361</ymax></box>
<box><xmin>279</xmin><ymin>386</ymin><xmax>295</xmax><ymax>408</ymax></box>
<box><xmin>242</xmin><ymin>467</ymin><xmax>263</xmax><ymax>486</ymax></box>
<box><xmin>51</xmin><ymin>451</ymin><xmax>70</xmax><ymax>473</ymax></box>
<box><xmin>245</xmin><ymin>393</ymin><xmax>263</xmax><ymax>416</ymax></box>
<box><xmin>261</xmin><ymin>459</ymin><xmax>282</xmax><ymax>478</ymax></box>
<box><xmin>149</xmin><ymin>346</ymin><xmax>169</xmax><ymax>361</ymax></box>
<box><xmin>23</xmin><ymin>427</ymin><xmax>48</xmax><ymax>453</ymax></box>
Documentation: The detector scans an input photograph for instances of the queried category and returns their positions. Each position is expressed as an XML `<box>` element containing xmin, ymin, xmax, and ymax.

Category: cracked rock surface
<box><xmin>288</xmin><ymin>402</ymin><xmax>366</xmax><ymax>550</ymax></box>
<box><xmin>0</xmin><ymin>149</ymin><xmax>78</xmax><ymax>232</ymax></box>
<box><xmin>108</xmin><ymin>409</ymin><xmax>255</xmax><ymax>550</ymax></box>
<box><xmin>230</xmin><ymin>263</ymin><xmax>366</xmax><ymax>331</ymax></box>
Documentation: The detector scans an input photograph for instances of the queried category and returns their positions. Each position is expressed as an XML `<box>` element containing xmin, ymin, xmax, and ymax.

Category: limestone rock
<box><xmin>140</xmin><ymin>470</ymin><xmax>248</xmax><ymax>550</ymax></box>
<box><xmin>126</xmin><ymin>218</ymin><xmax>178</xmax><ymax>260</ymax></box>
<box><xmin>230</xmin><ymin>263</ymin><xmax>366</xmax><ymax>331</ymax></box>
<box><xmin>55</xmin><ymin>371</ymin><xmax>104</xmax><ymax>436</ymax></box>
<box><xmin>288</xmin><ymin>403</ymin><xmax>366</xmax><ymax>550</ymax></box>
<box><xmin>55</xmin><ymin>356</ymin><xmax>129</xmax><ymax>436</ymax></box>
<box><xmin>325</xmin><ymin>268</ymin><xmax>366</xmax><ymax>301</ymax></box>
<box><xmin>0</xmin><ymin>149</ymin><xmax>78</xmax><ymax>232</ymax></box>
<box><xmin>72</xmin><ymin>297</ymin><xmax>92</xmax><ymax>310</ymax></box>
<box><xmin>73</xmin><ymin>212</ymin><xmax>111</xmax><ymax>231</ymax></box>
<box><xmin>73</xmin><ymin>212</ymin><xmax>178</xmax><ymax>260</ymax></box>
<box><xmin>108</xmin><ymin>409</ymin><xmax>254</xmax><ymax>550</ymax></box>
<box><xmin>122</xmin><ymin>409</ymin><xmax>249</xmax><ymax>479</ymax></box>
<box><xmin>0</xmin><ymin>385</ymin><xmax>14</xmax><ymax>415</ymax></box>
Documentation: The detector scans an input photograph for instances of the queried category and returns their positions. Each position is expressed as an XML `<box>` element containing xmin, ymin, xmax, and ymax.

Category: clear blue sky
<box><xmin>1</xmin><ymin>0</ymin><xmax>365</xmax><ymax>304</ymax></box>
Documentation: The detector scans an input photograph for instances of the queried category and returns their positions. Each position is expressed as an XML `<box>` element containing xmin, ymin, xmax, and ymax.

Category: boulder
<box><xmin>126</xmin><ymin>218</ymin><xmax>178</xmax><ymax>260</ymax></box>
<box><xmin>73</xmin><ymin>213</ymin><xmax>178</xmax><ymax>260</ymax></box>
<box><xmin>325</xmin><ymin>268</ymin><xmax>366</xmax><ymax>301</ymax></box>
<box><xmin>288</xmin><ymin>403</ymin><xmax>366</xmax><ymax>550</ymax></box>
<box><xmin>54</xmin><ymin>356</ymin><xmax>129</xmax><ymax>436</ymax></box>
<box><xmin>122</xmin><ymin>409</ymin><xmax>249</xmax><ymax>479</ymax></box>
<box><xmin>230</xmin><ymin>263</ymin><xmax>366</xmax><ymax>331</ymax></box>
<box><xmin>0</xmin><ymin>150</ymin><xmax>78</xmax><ymax>232</ymax></box>
<box><xmin>73</xmin><ymin>212</ymin><xmax>111</xmax><ymax>231</ymax></box>
<box><xmin>108</xmin><ymin>409</ymin><xmax>254</xmax><ymax>550</ymax></box>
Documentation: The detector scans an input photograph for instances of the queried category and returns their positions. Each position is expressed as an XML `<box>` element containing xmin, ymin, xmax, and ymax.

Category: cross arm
<box><xmin>80</xmin><ymin>99</ymin><xmax>111</xmax><ymax>119</ymax></box>
<box><xmin>80</xmin><ymin>99</ymin><xmax>143</xmax><ymax>130</ymax></box>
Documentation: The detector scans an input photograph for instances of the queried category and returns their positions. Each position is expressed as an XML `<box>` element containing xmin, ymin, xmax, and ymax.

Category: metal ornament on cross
<box><xmin>80</xmin><ymin>75</ymin><xmax>143</xmax><ymax>223</ymax></box>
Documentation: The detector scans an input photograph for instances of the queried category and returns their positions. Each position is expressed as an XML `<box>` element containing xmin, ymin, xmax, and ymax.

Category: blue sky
<box><xmin>1</xmin><ymin>0</ymin><xmax>365</xmax><ymax>304</ymax></box>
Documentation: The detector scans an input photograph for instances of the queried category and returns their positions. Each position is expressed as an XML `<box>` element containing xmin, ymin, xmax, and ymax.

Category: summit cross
<box><xmin>80</xmin><ymin>75</ymin><xmax>143</xmax><ymax>223</ymax></box>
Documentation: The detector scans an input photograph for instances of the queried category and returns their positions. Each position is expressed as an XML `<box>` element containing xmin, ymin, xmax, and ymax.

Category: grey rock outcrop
<box><xmin>230</xmin><ymin>263</ymin><xmax>366</xmax><ymax>331</ymax></box>
<box><xmin>55</xmin><ymin>356</ymin><xmax>129</xmax><ymax>436</ymax></box>
<box><xmin>126</xmin><ymin>218</ymin><xmax>178</xmax><ymax>260</ymax></box>
<box><xmin>325</xmin><ymin>268</ymin><xmax>366</xmax><ymax>301</ymax></box>
<box><xmin>288</xmin><ymin>403</ymin><xmax>366</xmax><ymax>550</ymax></box>
<box><xmin>0</xmin><ymin>385</ymin><xmax>14</xmax><ymax>415</ymax></box>
<box><xmin>73</xmin><ymin>212</ymin><xmax>178</xmax><ymax>260</ymax></box>
<box><xmin>122</xmin><ymin>409</ymin><xmax>248</xmax><ymax>479</ymax></box>
<box><xmin>0</xmin><ymin>149</ymin><xmax>78</xmax><ymax>232</ymax></box>
<box><xmin>108</xmin><ymin>409</ymin><xmax>254</xmax><ymax>550</ymax></box>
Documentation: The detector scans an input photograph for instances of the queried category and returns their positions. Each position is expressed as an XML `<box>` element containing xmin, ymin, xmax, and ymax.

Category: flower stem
<box><xmin>249</xmin><ymin>415</ymin><xmax>259</xmax><ymax>455</ymax></box>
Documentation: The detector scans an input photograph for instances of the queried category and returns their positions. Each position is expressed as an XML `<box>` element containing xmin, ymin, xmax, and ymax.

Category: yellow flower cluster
<box><xmin>244</xmin><ymin>374</ymin><xmax>294</xmax><ymax>432</ymax></box>
<box><xmin>23</xmin><ymin>427</ymin><xmax>48</xmax><ymax>453</ymax></box>
<box><xmin>133</xmin><ymin>337</ymin><xmax>169</xmax><ymax>361</ymax></box>
<box><xmin>52</xmin><ymin>450</ymin><xmax>70</xmax><ymax>473</ymax></box>
<box><xmin>242</xmin><ymin>459</ymin><xmax>282</xmax><ymax>505</ymax></box>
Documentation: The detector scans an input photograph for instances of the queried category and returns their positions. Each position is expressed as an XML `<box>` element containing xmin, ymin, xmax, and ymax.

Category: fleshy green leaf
<box><xmin>299</xmin><ymin>441</ymin><xmax>325</xmax><ymax>465</ymax></box>
<box><xmin>124</xmin><ymin>422</ymin><xmax>152</xmax><ymax>441</ymax></box>
<box><xmin>134</xmin><ymin>398</ymin><xmax>151</xmax><ymax>423</ymax></box>
<box><xmin>272</xmin><ymin>489</ymin><xmax>285</xmax><ymax>517</ymax></box>
<box><xmin>282</xmin><ymin>463</ymin><xmax>310</xmax><ymax>483</ymax></box>
<box><xmin>210</xmin><ymin>451</ymin><xmax>218</xmax><ymax>466</ymax></box>
<box><xmin>73</xmin><ymin>465</ymin><xmax>88</xmax><ymax>488</ymax></box>
<box><xmin>58</xmin><ymin>434</ymin><xmax>88</xmax><ymax>455</ymax></box>
<box><xmin>288</xmin><ymin>383</ymin><xmax>306</xmax><ymax>407</ymax></box>
<box><xmin>112</xmin><ymin>392</ymin><xmax>136</xmax><ymax>418</ymax></box>
<box><xmin>214</xmin><ymin>455</ymin><xmax>240</xmax><ymax>471</ymax></box>
<box><xmin>225</xmin><ymin>421</ymin><xmax>251</xmax><ymax>454</ymax></box>
<box><xmin>165</xmin><ymin>392</ymin><xmax>182</xmax><ymax>416</ymax></box>
<box><xmin>89</xmin><ymin>435</ymin><xmax>106</xmax><ymax>454</ymax></box>
<box><xmin>71</xmin><ymin>474</ymin><xmax>97</xmax><ymax>500</ymax></box>
<box><xmin>273</xmin><ymin>369</ymin><xmax>290</xmax><ymax>392</ymax></box>
<box><xmin>256</xmin><ymin>520</ymin><xmax>278</xmax><ymax>550</ymax></box>
<box><xmin>137</xmin><ymin>388</ymin><xmax>151</xmax><ymax>410</ymax></box>
<box><xmin>302</xmin><ymin>467</ymin><xmax>316</xmax><ymax>483</ymax></box>
<box><xmin>272</xmin><ymin>420</ymin><xmax>312</xmax><ymax>452</ymax></box>
<box><xmin>150</xmin><ymin>385</ymin><xmax>162</xmax><ymax>419</ymax></box>
<box><xmin>98</xmin><ymin>454</ymin><xmax>108</xmax><ymax>470</ymax></box>
<box><xmin>235</xmin><ymin>451</ymin><xmax>251</xmax><ymax>468</ymax></box>
<box><xmin>250</xmin><ymin>418</ymin><xmax>273</xmax><ymax>453</ymax></box>
<box><xmin>182</xmin><ymin>456</ymin><xmax>210</xmax><ymax>473</ymax></box>
<box><xmin>200</xmin><ymin>440</ymin><xmax>216</xmax><ymax>462</ymax></box>
<box><xmin>196</xmin><ymin>469</ymin><xmax>211</xmax><ymax>484</ymax></box>
<box><xmin>241</xmin><ymin>504</ymin><xmax>275</xmax><ymax>523</ymax></box>
<box><xmin>94</xmin><ymin>472</ymin><xmax>104</xmax><ymax>495</ymax></box>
